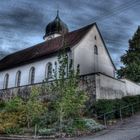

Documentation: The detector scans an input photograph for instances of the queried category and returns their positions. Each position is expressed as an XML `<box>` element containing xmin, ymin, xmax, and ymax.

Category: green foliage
<box><xmin>22</xmin><ymin>86</ymin><xmax>47</xmax><ymax>128</ymax></box>
<box><xmin>57</xmin><ymin>118</ymin><xmax>104</xmax><ymax>135</ymax></box>
<box><xmin>37</xmin><ymin>111</ymin><xmax>57</xmax><ymax>128</ymax></box>
<box><xmin>89</xmin><ymin>99</ymin><xmax>115</xmax><ymax>117</ymax></box>
<box><xmin>0</xmin><ymin>100</ymin><xmax>5</xmax><ymax>110</ymax></box>
<box><xmin>83</xmin><ymin>118</ymin><xmax>104</xmax><ymax>131</ymax></box>
<box><xmin>117</xmin><ymin>27</ymin><xmax>140</xmax><ymax>83</ymax></box>
<box><xmin>38</xmin><ymin>128</ymin><xmax>55</xmax><ymax>136</ymax></box>
<box><xmin>73</xmin><ymin>119</ymin><xmax>87</xmax><ymax>131</ymax></box>
<box><xmin>5</xmin><ymin>127</ymin><xmax>23</xmax><ymax>135</ymax></box>
<box><xmin>42</xmin><ymin>43</ymin><xmax>88</xmax><ymax>132</ymax></box>
<box><xmin>0</xmin><ymin>86</ymin><xmax>47</xmax><ymax>134</ymax></box>
<box><xmin>4</xmin><ymin>97</ymin><xmax>23</xmax><ymax>112</ymax></box>
<box><xmin>88</xmin><ymin>95</ymin><xmax>140</xmax><ymax>120</ymax></box>
<box><xmin>0</xmin><ymin>112</ymin><xmax>24</xmax><ymax>134</ymax></box>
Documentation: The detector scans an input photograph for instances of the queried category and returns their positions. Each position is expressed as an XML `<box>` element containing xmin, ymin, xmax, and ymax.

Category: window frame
<box><xmin>94</xmin><ymin>45</ymin><xmax>98</xmax><ymax>55</ymax></box>
<box><xmin>3</xmin><ymin>73</ymin><xmax>9</xmax><ymax>89</ymax></box>
<box><xmin>15</xmin><ymin>71</ymin><xmax>21</xmax><ymax>87</ymax></box>
<box><xmin>29</xmin><ymin>67</ymin><xmax>35</xmax><ymax>84</ymax></box>
<box><xmin>46</xmin><ymin>62</ymin><xmax>53</xmax><ymax>79</ymax></box>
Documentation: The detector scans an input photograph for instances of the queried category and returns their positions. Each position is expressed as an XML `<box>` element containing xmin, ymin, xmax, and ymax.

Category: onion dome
<box><xmin>43</xmin><ymin>10</ymin><xmax>69</xmax><ymax>39</ymax></box>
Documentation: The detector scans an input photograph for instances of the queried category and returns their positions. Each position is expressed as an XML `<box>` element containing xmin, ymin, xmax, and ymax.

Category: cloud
<box><xmin>0</xmin><ymin>0</ymin><xmax>140</xmax><ymax>68</ymax></box>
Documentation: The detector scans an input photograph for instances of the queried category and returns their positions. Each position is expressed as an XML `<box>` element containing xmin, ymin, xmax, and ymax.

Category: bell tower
<box><xmin>43</xmin><ymin>10</ymin><xmax>69</xmax><ymax>40</ymax></box>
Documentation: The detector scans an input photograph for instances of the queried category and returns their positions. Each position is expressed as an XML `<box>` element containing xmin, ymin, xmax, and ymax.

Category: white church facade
<box><xmin>0</xmin><ymin>11</ymin><xmax>140</xmax><ymax>100</ymax></box>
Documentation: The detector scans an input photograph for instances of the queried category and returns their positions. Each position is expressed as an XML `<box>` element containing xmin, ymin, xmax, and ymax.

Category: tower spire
<box><xmin>43</xmin><ymin>7</ymin><xmax>69</xmax><ymax>40</ymax></box>
<box><xmin>56</xmin><ymin>9</ymin><xmax>59</xmax><ymax>17</ymax></box>
<box><xmin>56</xmin><ymin>2</ymin><xmax>59</xmax><ymax>18</ymax></box>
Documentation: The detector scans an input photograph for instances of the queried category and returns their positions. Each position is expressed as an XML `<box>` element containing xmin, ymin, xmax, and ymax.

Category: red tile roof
<box><xmin>0</xmin><ymin>23</ymin><xmax>94</xmax><ymax>71</ymax></box>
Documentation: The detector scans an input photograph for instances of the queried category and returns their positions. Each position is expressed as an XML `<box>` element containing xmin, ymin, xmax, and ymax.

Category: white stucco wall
<box><xmin>121</xmin><ymin>79</ymin><xmax>140</xmax><ymax>96</ymax></box>
<box><xmin>96</xmin><ymin>73</ymin><xmax>126</xmax><ymax>99</ymax></box>
<box><xmin>0</xmin><ymin>24</ymin><xmax>116</xmax><ymax>90</ymax></box>
<box><xmin>0</xmin><ymin>56</ymin><xmax>58</xmax><ymax>89</ymax></box>
<box><xmin>73</xmin><ymin>25</ymin><xmax>115</xmax><ymax>77</ymax></box>
<box><xmin>95</xmin><ymin>74</ymin><xmax>140</xmax><ymax>99</ymax></box>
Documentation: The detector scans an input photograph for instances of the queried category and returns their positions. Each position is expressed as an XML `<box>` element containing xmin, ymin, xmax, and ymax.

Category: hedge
<box><xmin>88</xmin><ymin>95</ymin><xmax>140</xmax><ymax>120</ymax></box>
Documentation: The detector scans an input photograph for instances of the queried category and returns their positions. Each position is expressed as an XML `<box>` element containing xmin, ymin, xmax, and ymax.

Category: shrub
<box><xmin>90</xmin><ymin>99</ymin><xmax>115</xmax><ymax>119</ymax></box>
<box><xmin>88</xmin><ymin>95</ymin><xmax>140</xmax><ymax>120</ymax></box>
<box><xmin>83</xmin><ymin>118</ymin><xmax>104</xmax><ymax>132</ymax></box>
<box><xmin>73</xmin><ymin>119</ymin><xmax>87</xmax><ymax>131</ymax></box>
<box><xmin>59</xmin><ymin>118</ymin><xmax>104</xmax><ymax>135</ymax></box>
<box><xmin>0</xmin><ymin>100</ymin><xmax>5</xmax><ymax>110</ymax></box>
<box><xmin>5</xmin><ymin>127</ymin><xmax>23</xmax><ymax>135</ymax></box>
<box><xmin>38</xmin><ymin>128</ymin><xmax>55</xmax><ymax>136</ymax></box>
<box><xmin>37</xmin><ymin>111</ymin><xmax>57</xmax><ymax>128</ymax></box>
<box><xmin>23</xmin><ymin>86</ymin><xmax>47</xmax><ymax>128</ymax></box>
<box><xmin>0</xmin><ymin>111</ymin><xmax>25</xmax><ymax>134</ymax></box>
<box><xmin>4</xmin><ymin>97</ymin><xmax>23</xmax><ymax>112</ymax></box>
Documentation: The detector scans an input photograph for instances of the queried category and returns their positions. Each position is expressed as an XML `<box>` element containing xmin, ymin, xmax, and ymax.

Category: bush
<box><xmin>0</xmin><ymin>100</ymin><xmax>5</xmax><ymax>110</ymax></box>
<box><xmin>0</xmin><ymin>111</ymin><xmax>25</xmax><ymax>134</ymax></box>
<box><xmin>5</xmin><ymin>127</ymin><xmax>24</xmax><ymax>135</ymax></box>
<box><xmin>4</xmin><ymin>97</ymin><xmax>23</xmax><ymax>112</ymax></box>
<box><xmin>88</xmin><ymin>95</ymin><xmax>140</xmax><ymax>120</ymax></box>
<box><xmin>38</xmin><ymin>128</ymin><xmax>55</xmax><ymax>136</ymax></box>
<box><xmin>61</xmin><ymin>118</ymin><xmax>104</xmax><ymax>135</ymax></box>
<box><xmin>0</xmin><ymin>87</ymin><xmax>47</xmax><ymax>134</ymax></box>
<box><xmin>89</xmin><ymin>99</ymin><xmax>115</xmax><ymax>119</ymax></box>
<box><xmin>83</xmin><ymin>118</ymin><xmax>104</xmax><ymax>131</ymax></box>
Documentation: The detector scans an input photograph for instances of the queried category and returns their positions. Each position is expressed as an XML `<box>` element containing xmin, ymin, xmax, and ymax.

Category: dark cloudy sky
<box><xmin>0</xmin><ymin>0</ymin><xmax>140</xmax><ymax>68</ymax></box>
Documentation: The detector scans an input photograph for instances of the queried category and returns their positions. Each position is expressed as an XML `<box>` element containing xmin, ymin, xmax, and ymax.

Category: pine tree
<box><xmin>117</xmin><ymin>26</ymin><xmax>140</xmax><ymax>83</ymax></box>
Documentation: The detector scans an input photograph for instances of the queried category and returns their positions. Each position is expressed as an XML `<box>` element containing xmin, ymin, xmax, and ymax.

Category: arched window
<box><xmin>46</xmin><ymin>62</ymin><xmax>52</xmax><ymax>79</ymax></box>
<box><xmin>94</xmin><ymin>35</ymin><xmax>97</xmax><ymax>40</ymax></box>
<box><xmin>29</xmin><ymin>67</ymin><xmax>35</xmax><ymax>84</ymax></box>
<box><xmin>3</xmin><ymin>73</ymin><xmax>9</xmax><ymax>89</ymax></box>
<box><xmin>94</xmin><ymin>45</ymin><xmax>98</xmax><ymax>55</ymax></box>
<box><xmin>54</xmin><ymin>61</ymin><xmax>57</xmax><ymax>78</ymax></box>
<box><xmin>55</xmin><ymin>61</ymin><xmax>57</xmax><ymax>71</ymax></box>
<box><xmin>15</xmin><ymin>71</ymin><xmax>21</xmax><ymax>87</ymax></box>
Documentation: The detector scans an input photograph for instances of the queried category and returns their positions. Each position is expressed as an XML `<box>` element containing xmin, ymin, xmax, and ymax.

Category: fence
<box><xmin>96</xmin><ymin>102</ymin><xmax>140</xmax><ymax>127</ymax></box>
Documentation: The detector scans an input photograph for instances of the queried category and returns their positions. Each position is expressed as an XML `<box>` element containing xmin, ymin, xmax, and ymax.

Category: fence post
<box><xmin>104</xmin><ymin>114</ymin><xmax>107</xmax><ymax>127</ymax></box>
<box><xmin>120</xmin><ymin>108</ymin><xmax>122</xmax><ymax>121</ymax></box>
<box><xmin>131</xmin><ymin>104</ymin><xmax>134</xmax><ymax>116</ymax></box>
<box><xmin>34</xmin><ymin>124</ymin><xmax>37</xmax><ymax>138</ymax></box>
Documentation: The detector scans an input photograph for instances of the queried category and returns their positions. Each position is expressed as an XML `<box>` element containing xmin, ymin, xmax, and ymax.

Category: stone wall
<box><xmin>0</xmin><ymin>74</ymin><xmax>97</xmax><ymax>101</ymax></box>
<box><xmin>0</xmin><ymin>73</ymin><xmax>140</xmax><ymax>101</ymax></box>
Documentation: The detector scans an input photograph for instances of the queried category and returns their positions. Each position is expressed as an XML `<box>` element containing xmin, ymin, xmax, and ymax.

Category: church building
<box><xmin>0</xmin><ymin>11</ymin><xmax>115</xmax><ymax>89</ymax></box>
<box><xmin>0</xmin><ymin>11</ymin><xmax>139</xmax><ymax>100</ymax></box>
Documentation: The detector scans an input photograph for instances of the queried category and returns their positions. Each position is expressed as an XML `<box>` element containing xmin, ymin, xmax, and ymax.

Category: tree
<box><xmin>117</xmin><ymin>26</ymin><xmax>140</xmax><ymax>83</ymax></box>
<box><xmin>43</xmin><ymin>37</ymin><xmax>88</xmax><ymax>131</ymax></box>
<box><xmin>23</xmin><ymin>86</ymin><xmax>46</xmax><ymax>128</ymax></box>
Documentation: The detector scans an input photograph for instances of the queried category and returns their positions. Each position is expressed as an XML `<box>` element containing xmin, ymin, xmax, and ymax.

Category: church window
<box><xmin>46</xmin><ymin>62</ymin><xmax>53</xmax><ymax>79</ymax></box>
<box><xmin>3</xmin><ymin>73</ymin><xmax>9</xmax><ymax>89</ymax></box>
<box><xmin>29</xmin><ymin>67</ymin><xmax>35</xmax><ymax>84</ymax></box>
<box><xmin>15</xmin><ymin>71</ymin><xmax>21</xmax><ymax>87</ymax></box>
<box><xmin>54</xmin><ymin>61</ymin><xmax>57</xmax><ymax>71</ymax></box>
<box><xmin>94</xmin><ymin>45</ymin><xmax>98</xmax><ymax>55</ymax></box>
<box><xmin>54</xmin><ymin>61</ymin><xmax>57</xmax><ymax>77</ymax></box>
<box><xmin>95</xmin><ymin>35</ymin><xmax>97</xmax><ymax>40</ymax></box>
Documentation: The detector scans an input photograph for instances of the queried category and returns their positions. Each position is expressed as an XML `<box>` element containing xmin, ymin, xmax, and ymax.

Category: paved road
<box><xmin>67</xmin><ymin>113</ymin><xmax>140</xmax><ymax>140</ymax></box>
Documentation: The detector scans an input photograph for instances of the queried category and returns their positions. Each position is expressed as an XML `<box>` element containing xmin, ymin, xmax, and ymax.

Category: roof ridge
<box><xmin>1</xmin><ymin>23</ymin><xmax>95</xmax><ymax>60</ymax></box>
